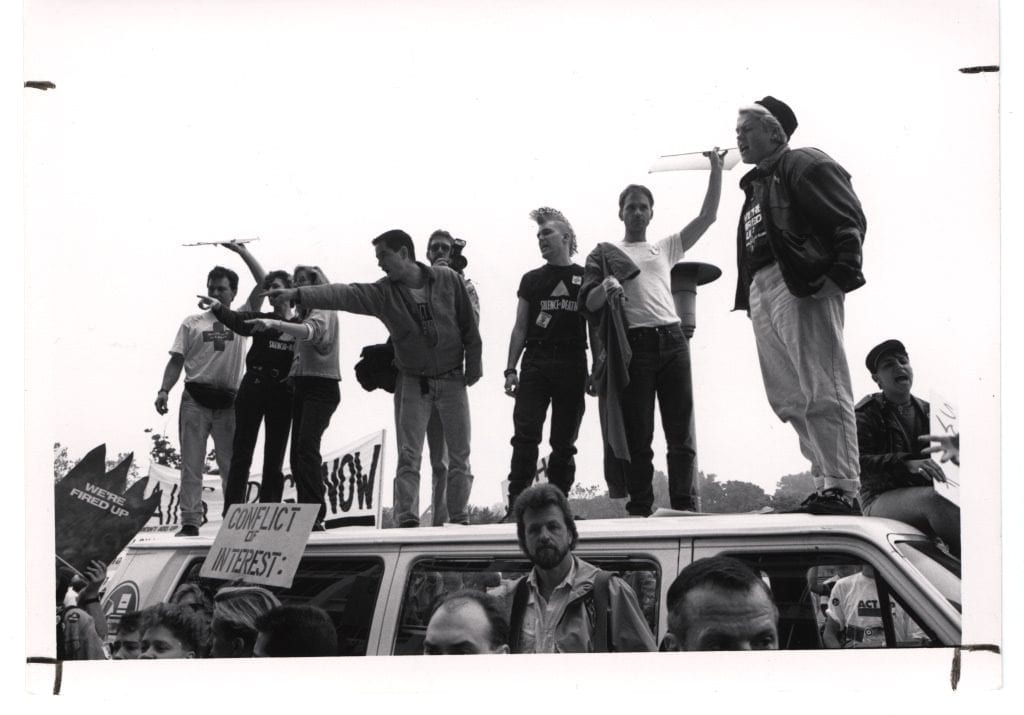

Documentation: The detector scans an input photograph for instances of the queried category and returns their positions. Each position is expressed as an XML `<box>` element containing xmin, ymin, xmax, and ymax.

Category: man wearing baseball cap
<box><xmin>855</xmin><ymin>340</ymin><xmax>960</xmax><ymax>557</ymax></box>
<box><xmin>734</xmin><ymin>96</ymin><xmax>866</xmax><ymax>514</ymax></box>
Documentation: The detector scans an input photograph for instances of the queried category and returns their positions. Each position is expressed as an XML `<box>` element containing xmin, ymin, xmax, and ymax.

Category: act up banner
<box><xmin>200</xmin><ymin>503</ymin><xmax>320</xmax><ymax>588</ymax></box>
<box><xmin>138</xmin><ymin>430</ymin><xmax>386</xmax><ymax>537</ymax></box>
<box><xmin>54</xmin><ymin>445</ymin><xmax>163</xmax><ymax>574</ymax></box>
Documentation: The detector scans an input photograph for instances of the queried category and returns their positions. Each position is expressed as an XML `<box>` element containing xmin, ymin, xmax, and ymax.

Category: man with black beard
<box><xmin>506</xmin><ymin>484</ymin><xmax>656</xmax><ymax>653</ymax></box>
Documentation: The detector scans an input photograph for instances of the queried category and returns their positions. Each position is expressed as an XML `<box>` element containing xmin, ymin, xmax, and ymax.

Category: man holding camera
<box><xmin>424</xmin><ymin>230</ymin><xmax>480</xmax><ymax>525</ymax></box>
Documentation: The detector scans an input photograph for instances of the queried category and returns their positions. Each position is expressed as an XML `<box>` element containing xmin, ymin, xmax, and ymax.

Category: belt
<box><xmin>524</xmin><ymin>342</ymin><xmax>586</xmax><ymax>354</ymax></box>
<box><xmin>250</xmin><ymin>365</ymin><xmax>285</xmax><ymax>380</ymax></box>
<box><xmin>845</xmin><ymin>624</ymin><xmax>882</xmax><ymax>643</ymax></box>
<box><xmin>627</xmin><ymin>324</ymin><xmax>682</xmax><ymax>337</ymax></box>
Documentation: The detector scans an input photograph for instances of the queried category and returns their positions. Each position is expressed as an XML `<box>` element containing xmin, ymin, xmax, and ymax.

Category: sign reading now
<box><xmin>200</xmin><ymin>503</ymin><xmax>320</xmax><ymax>588</ymax></box>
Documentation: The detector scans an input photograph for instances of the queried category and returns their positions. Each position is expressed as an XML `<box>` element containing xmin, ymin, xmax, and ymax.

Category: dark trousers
<box><xmin>507</xmin><ymin>347</ymin><xmax>588</xmax><ymax>506</ymax></box>
<box><xmin>222</xmin><ymin>372</ymin><xmax>294</xmax><ymax>512</ymax></box>
<box><xmin>620</xmin><ymin>325</ymin><xmax>697</xmax><ymax>516</ymax></box>
<box><xmin>290</xmin><ymin>376</ymin><xmax>340</xmax><ymax>523</ymax></box>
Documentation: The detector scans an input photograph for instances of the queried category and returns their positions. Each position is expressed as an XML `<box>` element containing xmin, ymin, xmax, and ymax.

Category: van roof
<box><xmin>128</xmin><ymin>513</ymin><xmax>925</xmax><ymax>551</ymax></box>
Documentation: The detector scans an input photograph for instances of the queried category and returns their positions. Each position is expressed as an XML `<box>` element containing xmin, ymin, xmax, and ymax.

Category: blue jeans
<box><xmin>425</xmin><ymin>408</ymin><xmax>450</xmax><ymax>526</ymax></box>
<box><xmin>507</xmin><ymin>347</ymin><xmax>588</xmax><ymax>506</ymax></box>
<box><xmin>290</xmin><ymin>377</ymin><xmax>340</xmax><ymax>524</ymax></box>
<box><xmin>393</xmin><ymin>372</ymin><xmax>473</xmax><ymax>526</ymax></box>
<box><xmin>178</xmin><ymin>391</ymin><xmax>235</xmax><ymax>527</ymax></box>
<box><xmin>223</xmin><ymin>372</ymin><xmax>293</xmax><ymax>511</ymax></box>
<box><xmin>619</xmin><ymin>324</ymin><xmax>696</xmax><ymax>516</ymax></box>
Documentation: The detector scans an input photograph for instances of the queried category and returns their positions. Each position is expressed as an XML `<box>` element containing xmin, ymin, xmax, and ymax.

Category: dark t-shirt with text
<box><xmin>517</xmin><ymin>264</ymin><xmax>587</xmax><ymax>349</ymax></box>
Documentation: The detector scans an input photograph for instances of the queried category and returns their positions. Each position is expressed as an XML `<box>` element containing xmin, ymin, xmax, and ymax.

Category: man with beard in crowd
<box><xmin>506</xmin><ymin>484</ymin><xmax>656</xmax><ymax>653</ymax></box>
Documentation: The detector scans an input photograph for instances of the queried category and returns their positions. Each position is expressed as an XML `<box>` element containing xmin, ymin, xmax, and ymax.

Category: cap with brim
<box><xmin>865</xmin><ymin>339</ymin><xmax>907</xmax><ymax>373</ymax></box>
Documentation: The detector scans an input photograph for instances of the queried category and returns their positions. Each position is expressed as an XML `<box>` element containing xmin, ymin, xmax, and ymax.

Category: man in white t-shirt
<box><xmin>154</xmin><ymin>266</ymin><xmax>247</xmax><ymax>536</ymax></box>
<box><xmin>583</xmin><ymin>150</ymin><xmax>723</xmax><ymax>516</ymax></box>
<box><xmin>823</xmin><ymin>566</ymin><xmax>928</xmax><ymax>648</ymax></box>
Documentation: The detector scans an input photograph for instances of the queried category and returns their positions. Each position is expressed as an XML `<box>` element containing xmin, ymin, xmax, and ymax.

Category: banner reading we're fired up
<box><xmin>139</xmin><ymin>430</ymin><xmax>385</xmax><ymax>537</ymax></box>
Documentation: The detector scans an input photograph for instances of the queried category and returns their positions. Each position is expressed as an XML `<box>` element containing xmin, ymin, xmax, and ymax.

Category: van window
<box><xmin>393</xmin><ymin>556</ymin><xmax>659</xmax><ymax>655</ymax></box>
<box><xmin>180</xmin><ymin>556</ymin><xmax>384</xmax><ymax>656</ymax></box>
<box><xmin>721</xmin><ymin>552</ymin><xmax>936</xmax><ymax>650</ymax></box>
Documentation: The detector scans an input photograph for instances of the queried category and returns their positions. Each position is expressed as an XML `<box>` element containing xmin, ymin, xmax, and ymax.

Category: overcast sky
<box><xmin>23</xmin><ymin>0</ymin><xmax>999</xmax><ymax>513</ymax></box>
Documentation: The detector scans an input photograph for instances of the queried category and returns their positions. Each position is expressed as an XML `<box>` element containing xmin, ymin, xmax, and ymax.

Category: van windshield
<box><xmin>894</xmin><ymin>540</ymin><xmax>962</xmax><ymax>613</ymax></box>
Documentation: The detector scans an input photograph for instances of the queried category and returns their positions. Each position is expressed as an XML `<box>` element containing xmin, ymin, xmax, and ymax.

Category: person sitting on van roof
<box><xmin>424</xmin><ymin>589</ymin><xmax>510</xmax><ymax>655</ymax></box>
<box><xmin>210</xmin><ymin>586</ymin><xmax>281</xmax><ymax>658</ymax></box>
<box><xmin>253</xmin><ymin>604</ymin><xmax>337</xmax><ymax>657</ymax></box>
<box><xmin>507</xmin><ymin>484</ymin><xmax>656</xmax><ymax>653</ymax></box>
<box><xmin>139</xmin><ymin>603</ymin><xmax>210</xmax><ymax>659</ymax></box>
<box><xmin>661</xmin><ymin>555</ymin><xmax>779</xmax><ymax>651</ymax></box>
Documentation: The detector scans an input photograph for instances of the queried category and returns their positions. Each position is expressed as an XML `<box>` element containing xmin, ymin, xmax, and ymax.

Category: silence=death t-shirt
<box><xmin>517</xmin><ymin>263</ymin><xmax>587</xmax><ymax>348</ymax></box>
<box><xmin>170</xmin><ymin>311</ymin><xmax>247</xmax><ymax>390</ymax></box>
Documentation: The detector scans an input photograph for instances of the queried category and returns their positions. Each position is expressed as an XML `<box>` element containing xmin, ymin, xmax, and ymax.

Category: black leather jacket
<box><xmin>734</xmin><ymin>147</ymin><xmax>867</xmax><ymax>311</ymax></box>
<box><xmin>855</xmin><ymin>392</ymin><xmax>932</xmax><ymax>504</ymax></box>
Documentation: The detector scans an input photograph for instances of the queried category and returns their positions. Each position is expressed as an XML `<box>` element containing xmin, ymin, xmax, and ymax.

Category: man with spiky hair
<box><xmin>502</xmin><ymin>207</ymin><xmax>590</xmax><ymax>512</ymax></box>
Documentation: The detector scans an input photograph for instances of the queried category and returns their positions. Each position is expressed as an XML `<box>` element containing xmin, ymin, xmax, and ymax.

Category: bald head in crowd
<box><xmin>662</xmin><ymin>556</ymin><xmax>779</xmax><ymax>651</ymax></box>
<box><xmin>424</xmin><ymin>589</ymin><xmax>510</xmax><ymax>655</ymax></box>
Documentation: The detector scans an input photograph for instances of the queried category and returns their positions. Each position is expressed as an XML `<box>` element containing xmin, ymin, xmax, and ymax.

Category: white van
<box><xmin>101</xmin><ymin>513</ymin><xmax>961</xmax><ymax>654</ymax></box>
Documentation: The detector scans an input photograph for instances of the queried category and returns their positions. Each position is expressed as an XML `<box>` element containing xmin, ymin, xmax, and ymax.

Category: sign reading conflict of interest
<box><xmin>199</xmin><ymin>503</ymin><xmax>320</xmax><ymax>588</ymax></box>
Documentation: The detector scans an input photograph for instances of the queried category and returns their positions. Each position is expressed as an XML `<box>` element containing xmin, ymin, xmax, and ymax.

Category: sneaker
<box><xmin>787</xmin><ymin>488</ymin><xmax>861</xmax><ymax>516</ymax></box>
<box><xmin>175</xmin><ymin>525</ymin><xmax>200</xmax><ymax>537</ymax></box>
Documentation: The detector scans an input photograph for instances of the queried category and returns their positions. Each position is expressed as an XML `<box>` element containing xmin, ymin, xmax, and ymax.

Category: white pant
<box><xmin>749</xmin><ymin>263</ymin><xmax>860</xmax><ymax>495</ymax></box>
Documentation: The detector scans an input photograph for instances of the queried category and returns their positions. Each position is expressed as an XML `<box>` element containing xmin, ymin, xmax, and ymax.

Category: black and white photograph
<box><xmin>14</xmin><ymin>0</ymin><xmax>1018</xmax><ymax>710</ymax></box>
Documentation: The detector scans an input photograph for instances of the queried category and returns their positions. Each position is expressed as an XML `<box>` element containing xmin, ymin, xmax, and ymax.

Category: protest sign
<box><xmin>137</xmin><ymin>430</ymin><xmax>386</xmax><ymax>536</ymax></box>
<box><xmin>929</xmin><ymin>392</ymin><xmax>960</xmax><ymax>507</ymax></box>
<box><xmin>54</xmin><ymin>445</ymin><xmax>163</xmax><ymax>574</ymax></box>
<box><xmin>200</xmin><ymin>503</ymin><xmax>320</xmax><ymax>588</ymax></box>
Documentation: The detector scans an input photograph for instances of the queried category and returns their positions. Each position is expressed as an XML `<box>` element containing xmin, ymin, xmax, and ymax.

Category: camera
<box><xmin>448</xmin><ymin>238</ymin><xmax>468</xmax><ymax>273</ymax></box>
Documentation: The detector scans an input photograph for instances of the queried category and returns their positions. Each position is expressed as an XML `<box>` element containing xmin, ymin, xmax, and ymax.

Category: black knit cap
<box><xmin>865</xmin><ymin>339</ymin><xmax>908</xmax><ymax>373</ymax></box>
<box><xmin>755</xmin><ymin>96</ymin><xmax>798</xmax><ymax>139</ymax></box>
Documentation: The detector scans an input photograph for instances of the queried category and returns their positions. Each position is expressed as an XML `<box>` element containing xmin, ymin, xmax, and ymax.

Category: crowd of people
<box><xmin>50</xmin><ymin>94</ymin><xmax>961</xmax><ymax>660</ymax></box>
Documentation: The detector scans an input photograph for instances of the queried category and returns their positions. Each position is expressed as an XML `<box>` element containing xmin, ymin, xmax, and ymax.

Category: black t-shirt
<box><xmin>742</xmin><ymin>177</ymin><xmax>776</xmax><ymax>277</ymax></box>
<box><xmin>213</xmin><ymin>307</ymin><xmax>298</xmax><ymax>380</ymax></box>
<box><xmin>517</xmin><ymin>264</ymin><xmax>587</xmax><ymax>349</ymax></box>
